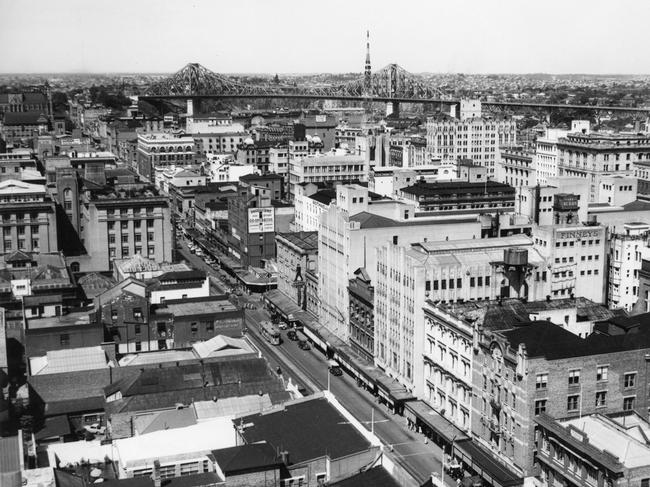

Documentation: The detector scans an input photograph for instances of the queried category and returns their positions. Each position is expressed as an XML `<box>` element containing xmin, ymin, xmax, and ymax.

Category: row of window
<box><xmin>535</xmin><ymin>368</ymin><xmax>635</xmax><ymax>388</ymax></box>
<box><xmin>108</xmin><ymin>233</ymin><xmax>155</xmax><ymax>244</ymax></box>
<box><xmin>108</xmin><ymin>220</ymin><xmax>155</xmax><ymax>230</ymax></box>
<box><xmin>534</xmin><ymin>393</ymin><xmax>635</xmax><ymax>415</ymax></box>
<box><xmin>109</xmin><ymin>246</ymin><xmax>155</xmax><ymax>258</ymax></box>
<box><xmin>555</xmin><ymin>239</ymin><xmax>600</xmax><ymax>248</ymax></box>
<box><xmin>425</xmin><ymin>276</ymin><xmax>492</xmax><ymax>292</ymax></box>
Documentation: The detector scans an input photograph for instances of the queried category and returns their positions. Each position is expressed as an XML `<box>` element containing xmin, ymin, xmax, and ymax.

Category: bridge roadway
<box><xmin>243</xmin><ymin>304</ymin><xmax>454</xmax><ymax>487</ymax></box>
<box><xmin>140</xmin><ymin>93</ymin><xmax>650</xmax><ymax>113</ymax></box>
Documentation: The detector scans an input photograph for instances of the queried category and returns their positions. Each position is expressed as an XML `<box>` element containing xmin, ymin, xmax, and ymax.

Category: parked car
<box><xmin>83</xmin><ymin>423</ymin><xmax>106</xmax><ymax>435</ymax></box>
<box><xmin>287</xmin><ymin>330</ymin><xmax>299</xmax><ymax>341</ymax></box>
<box><xmin>298</xmin><ymin>340</ymin><xmax>310</xmax><ymax>350</ymax></box>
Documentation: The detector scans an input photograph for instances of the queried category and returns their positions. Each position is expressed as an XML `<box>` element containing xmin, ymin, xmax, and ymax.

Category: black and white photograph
<box><xmin>1</xmin><ymin>1</ymin><xmax>650</xmax><ymax>486</ymax></box>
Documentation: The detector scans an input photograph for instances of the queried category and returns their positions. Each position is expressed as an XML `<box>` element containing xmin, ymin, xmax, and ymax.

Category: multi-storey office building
<box><xmin>497</xmin><ymin>146</ymin><xmax>536</xmax><ymax>188</ymax></box>
<box><xmin>557</xmin><ymin>132</ymin><xmax>650</xmax><ymax>202</ymax></box>
<box><xmin>136</xmin><ymin>133</ymin><xmax>195</xmax><ymax>181</ymax></box>
<box><xmin>374</xmin><ymin>237</ymin><xmax>548</xmax><ymax>395</ymax></box>
<box><xmin>398</xmin><ymin>180</ymin><xmax>516</xmax><ymax>217</ymax></box>
<box><xmin>1</xmin><ymin>112</ymin><xmax>50</xmax><ymax>147</ymax></box>
<box><xmin>235</xmin><ymin>139</ymin><xmax>275</xmax><ymax>173</ymax></box>
<box><xmin>288</xmin><ymin>149</ymin><xmax>368</xmax><ymax>199</ymax></box>
<box><xmin>426</xmin><ymin>100</ymin><xmax>517</xmax><ymax>176</ymax></box>
<box><xmin>0</xmin><ymin>180</ymin><xmax>58</xmax><ymax>254</ymax></box>
<box><xmin>79</xmin><ymin>186</ymin><xmax>173</xmax><ymax>272</ymax></box>
<box><xmin>227</xmin><ymin>185</ymin><xmax>278</xmax><ymax>268</ymax></box>
<box><xmin>318</xmin><ymin>183</ymin><xmax>482</xmax><ymax>341</ymax></box>
<box><xmin>533</xmin><ymin>224</ymin><xmax>607</xmax><ymax>303</ymax></box>
<box><xmin>534</xmin><ymin>127</ymin><xmax>570</xmax><ymax>185</ymax></box>
<box><xmin>607</xmin><ymin>222</ymin><xmax>650</xmax><ymax>311</ymax></box>
<box><xmin>192</xmin><ymin>131</ymin><xmax>247</xmax><ymax>158</ymax></box>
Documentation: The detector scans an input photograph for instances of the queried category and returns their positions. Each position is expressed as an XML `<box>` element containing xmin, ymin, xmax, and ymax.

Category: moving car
<box><xmin>278</xmin><ymin>321</ymin><xmax>289</xmax><ymax>330</ymax></box>
<box><xmin>298</xmin><ymin>339</ymin><xmax>310</xmax><ymax>350</ymax></box>
<box><xmin>328</xmin><ymin>359</ymin><xmax>343</xmax><ymax>376</ymax></box>
<box><xmin>287</xmin><ymin>330</ymin><xmax>299</xmax><ymax>341</ymax></box>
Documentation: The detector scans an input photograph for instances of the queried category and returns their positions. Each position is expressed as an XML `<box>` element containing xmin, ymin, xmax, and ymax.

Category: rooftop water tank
<box><xmin>504</xmin><ymin>248</ymin><xmax>528</xmax><ymax>267</ymax></box>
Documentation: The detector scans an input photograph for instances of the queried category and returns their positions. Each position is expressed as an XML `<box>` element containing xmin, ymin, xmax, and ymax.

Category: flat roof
<box><xmin>560</xmin><ymin>414</ymin><xmax>650</xmax><ymax>468</ymax></box>
<box><xmin>413</xmin><ymin>234</ymin><xmax>533</xmax><ymax>253</ymax></box>
<box><xmin>155</xmin><ymin>297</ymin><xmax>237</xmax><ymax>316</ymax></box>
<box><xmin>114</xmin><ymin>418</ymin><xmax>236</xmax><ymax>468</ymax></box>
<box><xmin>237</xmin><ymin>396</ymin><xmax>372</xmax><ymax>465</ymax></box>
<box><xmin>27</xmin><ymin>310</ymin><xmax>91</xmax><ymax>329</ymax></box>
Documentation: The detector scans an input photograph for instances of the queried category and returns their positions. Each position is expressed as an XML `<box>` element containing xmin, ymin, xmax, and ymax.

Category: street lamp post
<box><xmin>441</xmin><ymin>434</ymin><xmax>457</xmax><ymax>487</ymax></box>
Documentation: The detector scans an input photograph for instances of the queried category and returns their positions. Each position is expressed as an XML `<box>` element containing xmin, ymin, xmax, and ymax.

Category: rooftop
<box><xmin>400</xmin><ymin>180</ymin><xmax>515</xmax><ymax>198</ymax></box>
<box><xmin>331</xmin><ymin>466</ymin><xmax>401</xmax><ymax>487</ymax></box>
<box><xmin>413</xmin><ymin>234</ymin><xmax>533</xmax><ymax>254</ymax></box>
<box><xmin>560</xmin><ymin>414</ymin><xmax>650</xmax><ymax>469</ymax></box>
<box><xmin>26</xmin><ymin>309</ymin><xmax>92</xmax><ymax>330</ymax></box>
<box><xmin>276</xmin><ymin>231</ymin><xmax>318</xmax><ymax>252</ymax></box>
<box><xmin>153</xmin><ymin>296</ymin><xmax>237</xmax><ymax>317</ymax></box>
<box><xmin>211</xmin><ymin>443</ymin><xmax>281</xmax><ymax>476</ymax></box>
<box><xmin>30</xmin><ymin>346</ymin><xmax>109</xmax><ymax>375</ymax></box>
<box><xmin>3</xmin><ymin>111</ymin><xmax>49</xmax><ymax>125</ymax></box>
<box><xmin>101</xmin><ymin>473</ymin><xmax>223</xmax><ymax>487</ymax></box>
<box><xmin>236</xmin><ymin>396</ymin><xmax>372</xmax><ymax>465</ymax></box>
<box><xmin>114</xmin><ymin>418</ymin><xmax>235</xmax><ymax>468</ymax></box>
<box><xmin>349</xmin><ymin>211</ymin><xmax>477</xmax><ymax>229</ymax></box>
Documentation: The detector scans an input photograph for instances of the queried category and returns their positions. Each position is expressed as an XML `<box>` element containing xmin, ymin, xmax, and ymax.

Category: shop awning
<box><xmin>453</xmin><ymin>439</ymin><xmax>523</xmax><ymax>487</ymax></box>
<box><xmin>404</xmin><ymin>401</ymin><xmax>469</xmax><ymax>444</ymax></box>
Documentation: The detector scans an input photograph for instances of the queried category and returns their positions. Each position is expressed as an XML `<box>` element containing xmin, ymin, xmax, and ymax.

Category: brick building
<box><xmin>470</xmin><ymin>312</ymin><xmax>650</xmax><ymax>478</ymax></box>
<box><xmin>348</xmin><ymin>267</ymin><xmax>374</xmax><ymax>362</ymax></box>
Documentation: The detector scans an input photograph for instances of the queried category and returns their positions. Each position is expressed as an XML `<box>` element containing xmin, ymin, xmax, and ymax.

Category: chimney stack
<box><xmin>280</xmin><ymin>451</ymin><xmax>290</xmax><ymax>465</ymax></box>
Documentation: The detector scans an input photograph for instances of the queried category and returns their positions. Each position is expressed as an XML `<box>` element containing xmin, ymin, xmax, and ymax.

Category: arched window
<box><xmin>70</xmin><ymin>262</ymin><xmax>80</xmax><ymax>273</ymax></box>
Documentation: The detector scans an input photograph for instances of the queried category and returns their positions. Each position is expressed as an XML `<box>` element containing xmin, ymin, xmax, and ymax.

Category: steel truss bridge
<box><xmin>141</xmin><ymin>62</ymin><xmax>650</xmax><ymax>115</ymax></box>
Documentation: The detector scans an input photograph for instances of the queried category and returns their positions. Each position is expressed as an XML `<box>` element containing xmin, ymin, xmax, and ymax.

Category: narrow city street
<box><xmin>244</xmin><ymin>305</ymin><xmax>452</xmax><ymax>486</ymax></box>
<box><xmin>179</xmin><ymin>231</ymin><xmax>454</xmax><ymax>485</ymax></box>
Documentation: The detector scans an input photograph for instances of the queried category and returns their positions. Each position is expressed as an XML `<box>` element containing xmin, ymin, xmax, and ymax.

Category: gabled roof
<box><xmin>192</xmin><ymin>335</ymin><xmax>254</xmax><ymax>359</ymax></box>
<box><xmin>4</xmin><ymin>249</ymin><xmax>32</xmax><ymax>263</ymax></box>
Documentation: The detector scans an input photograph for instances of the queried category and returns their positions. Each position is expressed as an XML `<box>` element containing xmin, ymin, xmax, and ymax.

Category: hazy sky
<box><xmin>1</xmin><ymin>0</ymin><xmax>649</xmax><ymax>74</ymax></box>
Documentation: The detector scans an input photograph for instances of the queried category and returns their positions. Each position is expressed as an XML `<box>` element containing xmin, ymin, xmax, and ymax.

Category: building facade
<box><xmin>0</xmin><ymin>180</ymin><xmax>58</xmax><ymax>254</ymax></box>
<box><xmin>136</xmin><ymin>133</ymin><xmax>196</xmax><ymax>181</ymax></box>
<box><xmin>557</xmin><ymin>132</ymin><xmax>650</xmax><ymax>203</ymax></box>
<box><xmin>607</xmin><ymin>222</ymin><xmax>650</xmax><ymax>311</ymax></box>
<box><xmin>275</xmin><ymin>232</ymin><xmax>318</xmax><ymax>309</ymax></box>
<box><xmin>348</xmin><ymin>268</ymin><xmax>374</xmax><ymax>362</ymax></box>
<box><xmin>426</xmin><ymin>101</ymin><xmax>517</xmax><ymax>176</ymax></box>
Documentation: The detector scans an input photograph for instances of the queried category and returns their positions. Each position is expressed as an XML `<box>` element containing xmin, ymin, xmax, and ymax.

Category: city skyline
<box><xmin>2</xmin><ymin>0</ymin><xmax>650</xmax><ymax>75</ymax></box>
